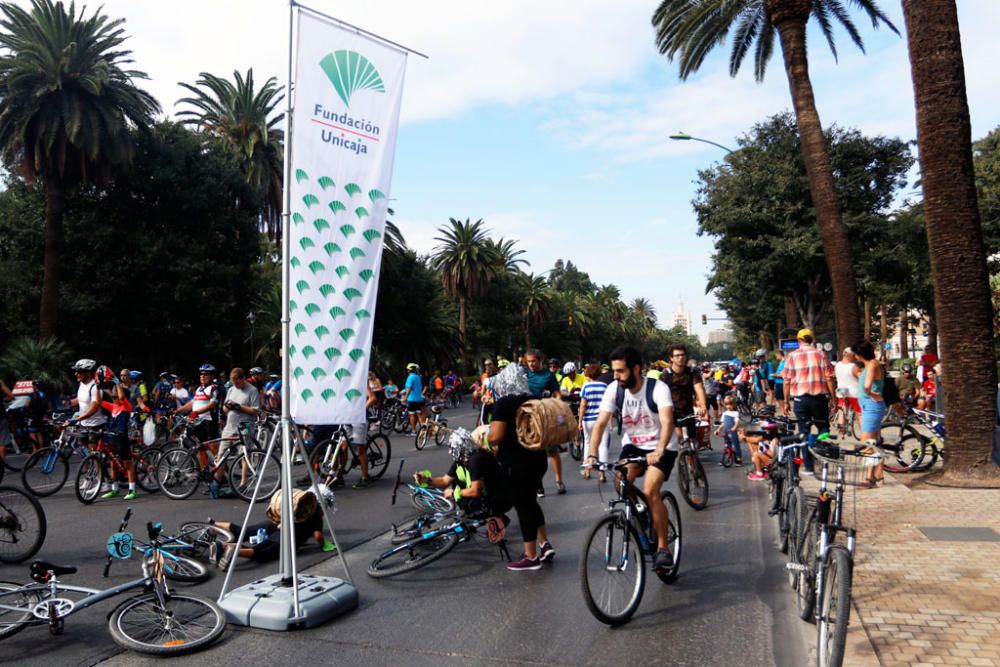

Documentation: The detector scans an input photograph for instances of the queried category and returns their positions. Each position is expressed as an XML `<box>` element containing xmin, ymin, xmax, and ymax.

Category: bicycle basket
<box><xmin>809</xmin><ymin>443</ymin><xmax>882</xmax><ymax>486</ymax></box>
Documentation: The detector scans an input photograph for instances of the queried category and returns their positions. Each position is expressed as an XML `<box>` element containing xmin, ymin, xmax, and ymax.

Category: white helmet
<box><xmin>562</xmin><ymin>362</ymin><xmax>577</xmax><ymax>376</ymax></box>
<box><xmin>755</xmin><ymin>348</ymin><xmax>767</xmax><ymax>358</ymax></box>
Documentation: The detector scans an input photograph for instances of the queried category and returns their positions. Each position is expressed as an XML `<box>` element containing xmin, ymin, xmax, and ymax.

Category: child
<box><xmin>714</xmin><ymin>395</ymin><xmax>743</xmax><ymax>466</ymax></box>
<box><xmin>747</xmin><ymin>421</ymin><xmax>779</xmax><ymax>481</ymax></box>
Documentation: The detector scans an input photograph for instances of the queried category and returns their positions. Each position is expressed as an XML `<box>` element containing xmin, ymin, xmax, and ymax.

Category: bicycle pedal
<box><xmin>785</xmin><ymin>563</ymin><xmax>808</xmax><ymax>573</ymax></box>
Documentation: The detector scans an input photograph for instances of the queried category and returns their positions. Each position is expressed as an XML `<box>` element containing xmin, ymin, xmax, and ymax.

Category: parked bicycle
<box><xmin>19</xmin><ymin>415</ymin><xmax>90</xmax><ymax>497</ymax></box>
<box><xmin>578</xmin><ymin>456</ymin><xmax>682</xmax><ymax>626</ymax></box>
<box><xmin>790</xmin><ymin>440</ymin><xmax>876</xmax><ymax>667</ymax></box>
<box><xmin>0</xmin><ymin>486</ymin><xmax>46</xmax><ymax>564</ymax></box>
<box><xmin>0</xmin><ymin>520</ymin><xmax>226</xmax><ymax>654</ymax></box>
<box><xmin>75</xmin><ymin>430</ymin><xmax>159</xmax><ymax>504</ymax></box>
<box><xmin>415</xmin><ymin>405</ymin><xmax>449</xmax><ymax>450</ymax></box>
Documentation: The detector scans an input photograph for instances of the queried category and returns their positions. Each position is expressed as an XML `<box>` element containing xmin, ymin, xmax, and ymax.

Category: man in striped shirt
<box><xmin>782</xmin><ymin>328</ymin><xmax>836</xmax><ymax>475</ymax></box>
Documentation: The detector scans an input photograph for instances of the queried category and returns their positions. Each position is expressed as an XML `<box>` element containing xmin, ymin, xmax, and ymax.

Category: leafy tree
<box><xmin>652</xmin><ymin>0</ymin><xmax>897</xmax><ymax>350</ymax></box>
<box><xmin>431</xmin><ymin>218</ymin><xmax>498</xmax><ymax>350</ymax></box>
<box><xmin>0</xmin><ymin>336</ymin><xmax>71</xmax><ymax>390</ymax></box>
<box><xmin>0</xmin><ymin>0</ymin><xmax>160</xmax><ymax>337</ymax></box>
<box><xmin>519</xmin><ymin>273</ymin><xmax>552</xmax><ymax>349</ymax></box>
<box><xmin>177</xmin><ymin>69</ymin><xmax>284</xmax><ymax>239</ymax></box>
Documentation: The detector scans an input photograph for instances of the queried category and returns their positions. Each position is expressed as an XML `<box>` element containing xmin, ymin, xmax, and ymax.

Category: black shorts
<box><xmin>774</xmin><ymin>384</ymin><xmax>785</xmax><ymax>401</ymax></box>
<box><xmin>619</xmin><ymin>445</ymin><xmax>678</xmax><ymax>480</ymax></box>
<box><xmin>706</xmin><ymin>395</ymin><xmax>718</xmax><ymax>410</ymax></box>
<box><xmin>406</xmin><ymin>401</ymin><xmax>425</xmax><ymax>414</ymax></box>
<box><xmin>111</xmin><ymin>433</ymin><xmax>131</xmax><ymax>460</ymax></box>
<box><xmin>191</xmin><ymin>419</ymin><xmax>219</xmax><ymax>443</ymax></box>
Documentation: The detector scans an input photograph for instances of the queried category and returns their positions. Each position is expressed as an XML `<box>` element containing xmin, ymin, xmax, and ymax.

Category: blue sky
<box><xmin>18</xmin><ymin>0</ymin><xmax>1000</xmax><ymax>341</ymax></box>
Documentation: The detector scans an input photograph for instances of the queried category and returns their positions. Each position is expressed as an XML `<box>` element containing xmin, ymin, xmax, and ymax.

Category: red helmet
<box><xmin>95</xmin><ymin>365</ymin><xmax>116</xmax><ymax>385</ymax></box>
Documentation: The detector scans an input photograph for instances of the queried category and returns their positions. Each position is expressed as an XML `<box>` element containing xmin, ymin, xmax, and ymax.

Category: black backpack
<box><xmin>614</xmin><ymin>379</ymin><xmax>659</xmax><ymax>435</ymax></box>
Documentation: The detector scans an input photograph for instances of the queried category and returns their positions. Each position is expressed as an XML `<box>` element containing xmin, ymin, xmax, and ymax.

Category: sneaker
<box><xmin>538</xmin><ymin>541</ymin><xmax>555</xmax><ymax>562</ymax></box>
<box><xmin>556</xmin><ymin>481</ymin><xmax>566</xmax><ymax>495</ymax></box>
<box><xmin>506</xmin><ymin>553</ymin><xmax>542</xmax><ymax>571</ymax></box>
<box><xmin>734</xmin><ymin>458</ymin><xmax>743</xmax><ymax>465</ymax></box>
<box><xmin>653</xmin><ymin>549</ymin><xmax>674</xmax><ymax>571</ymax></box>
<box><xmin>101</xmin><ymin>489</ymin><xmax>121</xmax><ymax>499</ymax></box>
<box><xmin>208</xmin><ymin>540</ymin><xmax>221</xmax><ymax>565</ymax></box>
<box><xmin>801</xmin><ymin>469</ymin><xmax>815</xmax><ymax>477</ymax></box>
<box><xmin>123</xmin><ymin>490</ymin><xmax>137</xmax><ymax>501</ymax></box>
<box><xmin>352</xmin><ymin>477</ymin><xmax>371</xmax><ymax>489</ymax></box>
<box><xmin>217</xmin><ymin>543</ymin><xmax>236</xmax><ymax>570</ymax></box>
<box><xmin>747</xmin><ymin>472</ymin><xmax>766</xmax><ymax>481</ymax></box>
<box><xmin>536</xmin><ymin>485</ymin><xmax>545</xmax><ymax>498</ymax></box>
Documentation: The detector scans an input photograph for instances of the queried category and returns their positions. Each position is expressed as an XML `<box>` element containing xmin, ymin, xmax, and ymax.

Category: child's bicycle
<box><xmin>102</xmin><ymin>509</ymin><xmax>225</xmax><ymax>583</ymax></box>
<box><xmin>389</xmin><ymin>460</ymin><xmax>455</xmax><ymax>515</ymax></box>
<box><xmin>578</xmin><ymin>456</ymin><xmax>683</xmax><ymax>626</ymax></box>
<box><xmin>0</xmin><ymin>516</ymin><xmax>225</xmax><ymax>654</ymax></box>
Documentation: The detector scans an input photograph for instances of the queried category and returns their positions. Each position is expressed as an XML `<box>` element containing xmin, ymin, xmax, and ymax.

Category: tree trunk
<box><xmin>768</xmin><ymin>1</ymin><xmax>862</xmax><ymax>352</ymax></box>
<box><xmin>899</xmin><ymin>308</ymin><xmax>909</xmax><ymax>358</ymax></box>
<box><xmin>784</xmin><ymin>296</ymin><xmax>798</xmax><ymax>330</ymax></box>
<box><xmin>863</xmin><ymin>299</ymin><xmax>872</xmax><ymax>342</ymax></box>
<box><xmin>902</xmin><ymin>0</ymin><xmax>999</xmax><ymax>481</ymax></box>
<box><xmin>879</xmin><ymin>304</ymin><xmax>888</xmax><ymax>360</ymax></box>
<box><xmin>39</xmin><ymin>177</ymin><xmax>65</xmax><ymax>339</ymax></box>
<box><xmin>927</xmin><ymin>313</ymin><xmax>938</xmax><ymax>354</ymax></box>
<box><xmin>458</xmin><ymin>295</ymin><xmax>467</xmax><ymax>349</ymax></box>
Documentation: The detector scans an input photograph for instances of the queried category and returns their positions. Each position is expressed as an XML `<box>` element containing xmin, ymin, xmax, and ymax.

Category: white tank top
<box><xmin>77</xmin><ymin>380</ymin><xmax>106</xmax><ymax>427</ymax></box>
<box><xmin>834</xmin><ymin>362</ymin><xmax>860</xmax><ymax>398</ymax></box>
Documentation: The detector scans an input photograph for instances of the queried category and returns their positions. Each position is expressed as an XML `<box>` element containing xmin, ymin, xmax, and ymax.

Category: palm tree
<box><xmin>431</xmin><ymin>218</ymin><xmax>499</xmax><ymax>348</ymax></box>
<box><xmin>631</xmin><ymin>297</ymin><xmax>658</xmax><ymax>328</ymax></box>
<box><xmin>0</xmin><ymin>0</ymin><xmax>160</xmax><ymax>337</ymax></box>
<box><xmin>652</xmin><ymin>0</ymin><xmax>896</xmax><ymax>350</ymax></box>
<box><xmin>900</xmin><ymin>0</ymin><xmax>999</xmax><ymax>480</ymax></box>
<box><xmin>487</xmin><ymin>237</ymin><xmax>528</xmax><ymax>275</ymax></box>
<box><xmin>177</xmin><ymin>69</ymin><xmax>284</xmax><ymax>238</ymax></box>
<box><xmin>520</xmin><ymin>273</ymin><xmax>551</xmax><ymax>348</ymax></box>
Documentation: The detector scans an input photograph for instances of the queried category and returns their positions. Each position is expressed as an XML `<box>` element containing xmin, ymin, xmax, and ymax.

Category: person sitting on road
<box><xmin>209</xmin><ymin>489</ymin><xmax>335</xmax><ymax>570</ymax></box>
<box><xmin>746</xmin><ymin>421</ymin><xmax>779</xmax><ymax>481</ymax></box>
<box><xmin>413</xmin><ymin>428</ymin><xmax>510</xmax><ymax>520</ymax></box>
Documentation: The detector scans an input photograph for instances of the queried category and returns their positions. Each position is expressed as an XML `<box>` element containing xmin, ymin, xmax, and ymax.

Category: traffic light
<box><xmin>701</xmin><ymin>314</ymin><xmax>707</xmax><ymax>325</ymax></box>
<box><xmin>568</xmin><ymin>313</ymin><xmax>574</xmax><ymax>327</ymax></box>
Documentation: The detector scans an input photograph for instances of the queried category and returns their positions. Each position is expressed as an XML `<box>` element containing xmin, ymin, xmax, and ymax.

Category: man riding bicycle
<box><xmin>586</xmin><ymin>345</ymin><xmax>678</xmax><ymax>572</ymax></box>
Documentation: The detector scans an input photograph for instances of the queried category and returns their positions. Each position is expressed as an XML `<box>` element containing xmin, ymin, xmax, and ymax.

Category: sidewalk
<box><xmin>804</xmin><ymin>470</ymin><xmax>1000</xmax><ymax>666</ymax></box>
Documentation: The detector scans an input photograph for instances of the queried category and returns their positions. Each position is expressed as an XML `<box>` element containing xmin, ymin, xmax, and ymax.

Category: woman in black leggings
<box><xmin>488</xmin><ymin>364</ymin><xmax>553</xmax><ymax>571</ymax></box>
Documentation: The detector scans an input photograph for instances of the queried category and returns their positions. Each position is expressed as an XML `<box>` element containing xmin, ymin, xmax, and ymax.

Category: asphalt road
<box><xmin>1</xmin><ymin>404</ymin><xmax>811</xmax><ymax>666</ymax></box>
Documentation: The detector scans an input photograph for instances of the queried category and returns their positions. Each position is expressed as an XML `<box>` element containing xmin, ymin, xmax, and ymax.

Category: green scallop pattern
<box><xmin>289</xmin><ymin>172</ymin><xmax>389</xmax><ymax>408</ymax></box>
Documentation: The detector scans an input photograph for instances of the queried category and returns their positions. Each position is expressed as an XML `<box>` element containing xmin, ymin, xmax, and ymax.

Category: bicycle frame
<box><xmin>807</xmin><ymin>459</ymin><xmax>857</xmax><ymax>625</ymax></box>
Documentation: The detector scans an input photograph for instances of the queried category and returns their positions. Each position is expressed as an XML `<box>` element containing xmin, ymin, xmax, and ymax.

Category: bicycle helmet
<box><xmin>901</xmin><ymin>363</ymin><xmax>913</xmax><ymax>372</ymax></box>
<box><xmin>496</xmin><ymin>358</ymin><xmax>510</xmax><ymax>369</ymax></box>
<box><xmin>95</xmin><ymin>365</ymin><xmax>116</xmax><ymax>385</ymax></box>
<box><xmin>755</xmin><ymin>348</ymin><xmax>767</xmax><ymax>358</ymax></box>
<box><xmin>406</xmin><ymin>362</ymin><xmax>418</xmax><ymax>371</ymax></box>
<box><xmin>547</xmin><ymin>358</ymin><xmax>560</xmax><ymax>368</ymax></box>
<box><xmin>447</xmin><ymin>428</ymin><xmax>478</xmax><ymax>463</ymax></box>
<box><xmin>129</xmin><ymin>370</ymin><xmax>142</xmax><ymax>381</ymax></box>
<box><xmin>198</xmin><ymin>363</ymin><xmax>217</xmax><ymax>375</ymax></box>
<box><xmin>72</xmin><ymin>358</ymin><xmax>97</xmax><ymax>373</ymax></box>
<box><xmin>158</xmin><ymin>371</ymin><xmax>171</xmax><ymax>380</ymax></box>
<box><xmin>249</xmin><ymin>366</ymin><xmax>264</xmax><ymax>376</ymax></box>
<box><xmin>562</xmin><ymin>362</ymin><xmax>576</xmax><ymax>376</ymax></box>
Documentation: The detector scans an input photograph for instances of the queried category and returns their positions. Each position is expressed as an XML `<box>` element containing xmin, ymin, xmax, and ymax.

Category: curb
<box><xmin>846</xmin><ymin>600</ymin><xmax>883</xmax><ymax>666</ymax></box>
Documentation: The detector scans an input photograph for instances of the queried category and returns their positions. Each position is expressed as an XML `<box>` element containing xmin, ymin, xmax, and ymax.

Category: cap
<box><xmin>797</xmin><ymin>328</ymin><xmax>814</xmax><ymax>340</ymax></box>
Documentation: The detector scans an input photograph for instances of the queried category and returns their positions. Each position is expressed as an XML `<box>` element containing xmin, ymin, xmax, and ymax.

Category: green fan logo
<box><xmin>320</xmin><ymin>51</ymin><xmax>385</xmax><ymax>108</ymax></box>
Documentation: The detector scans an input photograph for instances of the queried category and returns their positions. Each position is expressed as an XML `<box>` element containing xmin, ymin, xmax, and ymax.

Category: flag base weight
<box><xmin>219</xmin><ymin>573</ymin><xmax>358</xmax><ymax>631</ymax></box>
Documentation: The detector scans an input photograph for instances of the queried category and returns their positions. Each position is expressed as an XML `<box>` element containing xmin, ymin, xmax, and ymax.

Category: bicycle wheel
<box><xmin>156</xmin><ymin>448</ymin><xmax>201</xmax><ymax>500</ymax></box>
<box><xmin>134</xmin><ymin>446</ymin><xmax>162</xmax><ymax>493</ymax></box>
<box><xmin>75</xmin><ymin>454</ymin><xmax>105</xmax><ymax>504</ymax></box>
<box><xmin>379</xmin><ymin>407</ymin><xmax>395</xmax><ymax>434</ymax></box>
<box><xmin>796</xmin><ymin>513</ymin><xmax>818</xmax><ymax>622</ymax></box>
<box><xmin>367</xmin><ymin>530</ymin><xmax>459</xmax><ymax>578</ymax></box>
<box><xmin>309</xmin><ymin>439</ymin><xmax>347</xmax><ymax>486</ymax></box>
<box><xmin>162</xmin><ymin>553</ymin><xmax>210</xmax><ymax>583</ymax></box>
<box><xmin>175</xmin><ymin>522</ymin><xmax>235</xmax><ymax>560</ymax></box>
<box><xmin>579</xmin><ymin>513</ymin><xmax>646</xmax><ymax>626</ymax></box>
<box><xmin>228</xmin><ymin>448</ymin><xmax>281</xmax><ymax>502</ymax></box>
<box><xmin>0</xmin><ymin>582</ymin><xmax>40</xmax><ymax>639</ymax></box>
<box><xmin>883</xmin><ymin>430</ymin><xmax>927</xmax><ymax>473</ymax></box>
<box><xmin>721</xmin><ymin>447</ymin><xmax>733</xmax><ymax>468</ymax></box>
<box><xmin>786</xmin><ymin>486</ymin><xmax>807</xmax><ymax>588</ymax></box>
<box><xmin>20</xmin><ymin>447</ymin><xmax>69</xmax><ymax>497</ymax></box>
<box><xmin>0</xmin><ymin>486</ymin><xmax>47</xmax><ymax>563</ymax></box>
<box><xmin>654</xmin><ymin>490</ymin><xmax>682</xmax><ymax>584</ymax></box>
<box><xmin>677</xmin><ymin>450</ymin><xmax>709</xmax><ymax>510</ymax></box>
<box><xmin>818</xmin><ymin>544</ymin><xmax>853</xmax><ymax>667</ymax></box>
<box><xmin>414</xmin><ymin>425</ymin><xmax>428</xmax><ymax>450</ymax></box>
<box><xmin>108</xmin><ymin>592</ymin><xmax>226</xmax><ymax>655</ymax></box>
<box><xmin>393</xmin><ymin>410</ymin><xmax>408</xmax><ymax>434</ymax></box>
<box><xmin>411</xmin><ymin>488</ymin><xmax>455</xmax><ymax>514</ymax></box>
<box><xmin>434</xmin><ymin>422</ymin><xmax>450</xmax><ymax>447</ymax></box>
<box><xmin>365</xmin><ymin>434</ymin><xmax>392</xmax><ymax>481</ymax></box>
<box><xmin>878</xmin><ymin>417</ymin><xmax>906</xmax><ymax>448</ymax></box>
<box><xmin>390</xmin><ymin>514</ymin><xmax>449</xmax><ymax>545</ymax></box>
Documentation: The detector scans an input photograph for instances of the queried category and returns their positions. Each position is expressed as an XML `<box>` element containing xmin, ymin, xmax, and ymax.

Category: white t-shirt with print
<box><xmin>76</xmin><ymin>380</ymin><xmax>106</xmax><ymax>427</ymax></box>
<box><xmin>599</xmin><ymin>378</ymin><xmax>678</xmax><ymax>452</ymax></box>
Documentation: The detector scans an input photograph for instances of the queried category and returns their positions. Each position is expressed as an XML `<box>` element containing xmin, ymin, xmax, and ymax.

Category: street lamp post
<box><xmin>669</xmin><ymin>131</ymin><xmax>735</xmax><ymax>154</ymax></box>
<box><xmin>247</xmin><ymin>311</ymin><xmax>257</xmax><ymax>362</ymax></box>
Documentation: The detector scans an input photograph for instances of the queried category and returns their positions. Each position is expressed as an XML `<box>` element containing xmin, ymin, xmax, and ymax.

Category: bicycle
<box><xmin>578</xmin><ymin>456</ymin><xmax>682</xmax><ymax>626</ymax></box>
<box><xmin>308</xmin><ymin>425</ymin><xmax>391</xmax><ymax>486</ymax></box>
<box><xmin>415</xmin><ymin>404</ymin><xmax>449</xmax><ymax>450</ymax></box>
<box><xmin>379</xmin><ymin>398</ymin><xmax>409</xmax><ymax>434</ymax></box>
<box><xmin>0</xmin><ymin>486</ymin><xmax>46</xmax><ymax>564</ymax></box>
<box><xmin>790</xmin><ymin>440</ymin><xmax>876</xmax><ymax>667</ymax></box>
<box><xmin>389</xmin><ymin>459</ymin><xmax>456</xmax><ymax>515</ymax></box>
<box><xmin>19</xmin><ymin>416</ymin><xmax>91</xmax><ymax>497</ymax></box>
<box><xmin>831</xmin><ymin>390</ymin><xmax>858</xmax><ymax>441</ymax></box>
<box><xmin>675</xmin><ymin>415</ymin><xmax>709</xmax><ymax>510</ymax></box>
<box><xmin>0</xmin><ymin>520</ymin><xmax>226</xmax><ymax>654</ymax></box>
<box><xmin>102</xmin><ymin>509</ymin><xmax>211</xmax><ymax>583</ymax></box>
<box><xmin>155</xmin><ymin>422</ymin><xmax>281</xmax><ymax>502</ymax></box>
<box><xmin>75</xmin><ymin>430</ymin><xmax>158</xmax><ymax>504</ymax></box>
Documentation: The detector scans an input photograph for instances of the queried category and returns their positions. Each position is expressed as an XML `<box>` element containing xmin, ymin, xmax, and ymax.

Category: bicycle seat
<box><xmin>30</xmin><ymin>560</ymin><xmax>77</xmax><ymax>582</ymax></box>
<box><xmin>430</xmin><ymin>405</ymin><xmax>444</xmax><ymax>415</ymax></box>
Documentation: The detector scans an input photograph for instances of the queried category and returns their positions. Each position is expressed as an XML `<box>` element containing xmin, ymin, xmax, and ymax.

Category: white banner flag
<box><xmin>288</xmin><ymin>11</ymin><xmax>407</xmax><ymax>424</ymax></box>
